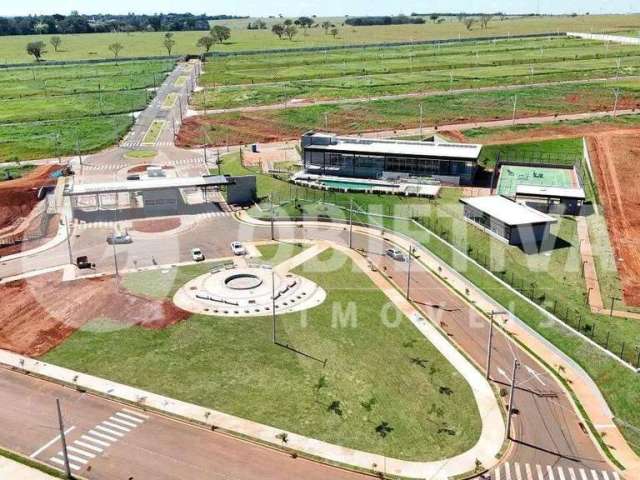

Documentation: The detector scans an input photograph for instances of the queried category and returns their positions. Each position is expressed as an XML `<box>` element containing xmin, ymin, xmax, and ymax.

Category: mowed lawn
<box><xmin>1</xmin><ymin>14</ymin><xmax>640</xmax><ymax>63</ymax></box>
<box><xmin>43</xmin><ymin>249</ymin><xmax>482</xmax><ymax>460</ymax></box>
<box><xmin>0</xmin><ymin>59</ymin><xmax>174</xmax><ymax>161</ymax></box>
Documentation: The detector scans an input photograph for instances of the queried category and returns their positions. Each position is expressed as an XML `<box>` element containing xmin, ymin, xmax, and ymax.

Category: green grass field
<box><xmin>1</xmin><ymin>15</ymin><xmax>640</xmax><ymax>64</ymax></box>
<box><xmin>478</xmin><ymin>137</ymin><xmax>584</xmax><ymax>167</ymax></box>
<box><xmin>256</xmin><ymin>242</ymin><xmax>307</xmax><ymax>264</ymax></box>
<box><xmin>44</xmin><ymin>249</ymin><xmax>481</xmax><ymax>460</ymax></box>
<box><xmin>184</xmin><ymin>79</ymin><xmax>640</xmax><ymax>147</ymax></box>
<box><xmin>0</xmin><ymin>59</ymin><xmax>174</xmax><ymax>161</ymax></box>
<box><xmin>194</xmin><ymin>36</ymin><xmax>640</xmax><ymax>110</ymax></box>
<box><xmin>0</xmin><ymin>164</ymin><xmax>36</xmax><ymax>180</ymax></box>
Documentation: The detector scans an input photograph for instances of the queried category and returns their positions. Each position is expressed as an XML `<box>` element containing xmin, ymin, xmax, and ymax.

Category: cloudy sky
<box><xmin>1</xmin><ymin>0</ymin><xmax>636</xmax><ymax>17</ymax></box>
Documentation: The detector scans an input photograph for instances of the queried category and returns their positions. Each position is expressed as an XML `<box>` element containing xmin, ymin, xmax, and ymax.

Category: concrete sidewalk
<box><xmin>0</xmin><ymin>456</ymin><xmax>56</xmax><ymax>479</ymax></box>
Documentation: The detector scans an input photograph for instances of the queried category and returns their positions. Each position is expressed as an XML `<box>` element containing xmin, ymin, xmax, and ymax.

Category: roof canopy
<box><xmin>65</xmin><ymin>175</ymin><xmax>229</xmax><ymax>196</ymax></box>
<box><xmin>460</xmin><ymin>195</ymin><xmax>557</xmax><ymax>226</ymax></box>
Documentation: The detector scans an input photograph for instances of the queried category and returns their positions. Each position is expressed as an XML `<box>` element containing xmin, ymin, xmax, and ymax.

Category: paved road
<box><xmin>0</xmin><ymin>367</ymin><xmax>366</xmax><ymax>480</ymax></box>
<box><xmin>0</xmin><ymin>217</ymin><xmax>623</xmax><ymax>479</ymax></box>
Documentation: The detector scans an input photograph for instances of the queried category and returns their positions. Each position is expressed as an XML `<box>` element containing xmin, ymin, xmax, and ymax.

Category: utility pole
<box><xmin>64</xmin><ymin>215</ymin><xmax>73</xmax><ymax>265</ymax></box>
<box><xmin>419</xmin><ymin>103</ymin><xmax>423</xmax><ymax>138</ymax></box>
<box><xmin>616</xmin><ymin>58</ymin><xmax>621</xmax><ymax>81</ymax></box>
<box><xmin>486</xmin><ymin>313</ymin><xmax>495</xmax><ymax>379</ymax></box>
<box><xmin>612</xmin><ymin>89</ymin><xmax>621</xmax><ymax>117</ymax></box>
<box><xmin>178</xmin><ymin>96</ymin><xmax>183</xmax><ymax>123</ymax></box>
<box><xmin>512</xmin><ymin>94</ymin><xmax>518</xmax><ymax>125</ymax></box>
<box><xmin>270</xmin><ymin>195</ymin><xmax>275</xmax><ymax>241</ymax></box>
<box><xmin>406</xmin><ymin>246</ymin><xmax>413</xmax><ymax>300</ymax></box>
<box><xmin>56</xmin><ymin>399</ymin><xmax>72</xmax><ymax>479</ymax></box>
<box><xmin>610</xmin><ymin>296</ymin><xmax>618</xmax><ymax>317</ymax></box>
<box><xmin>506</xmin><ymin>359</ymin><xmax>520</xmax><ymax>440</ymax></box>
<box><xmin>324</xmin><ymin>112</ymin><xmax>328</xmax><ymax>130</ymax></box>
<box><xmin>348</xmin><ymin>198</ymin><xmax>353</xmax><ymax>249</ymax></box>
<box><xmin>272</xmin><ymin>269</ymin><xmax>277</xmax><ymax>343</ymax></box>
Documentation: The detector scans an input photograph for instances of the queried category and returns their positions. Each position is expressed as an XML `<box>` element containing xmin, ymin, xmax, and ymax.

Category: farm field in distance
<box><xmin>178</xmin><ymin>78</ymin><xmax>640</xmax><ymax>147</ymax></box>
<box><xmin>43</xmin><ymin>248</ymin><xmax>482</xmax><ymax>461</ymax></box>
<box><xmin>0</xmin><ymin>59</ymin><xmax>175</xmax><ymax>161</ymax></box>
<box><xmin>195</xmin><ymin>37</ymin><xmax>640</xmax><ymax>110</ymax></box>
<box><xmin>1</xmin><ymin>14</ymin><xmax>640</xmax><ymax>64</ymax></box>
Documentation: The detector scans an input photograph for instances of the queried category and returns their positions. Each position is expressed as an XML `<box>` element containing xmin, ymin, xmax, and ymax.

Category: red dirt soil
<box><xmin>0</xmin><ymin>165</ymin><xmax>58</xmax><ymax>230</ymax></box>
<box><xmin>589</xmin><ymin>133</ymin><xmax>640</xmax><ymax>306</ymax></box>
<box><xmin>127</xmin><ymin>164</ymin><xmax>175</xmax><ymax>174</ymax></box>
<box><xmin>132</xmin><ymin>218</ymin><xmax>181</xmax><ymax>233</ymax></box>
<box><xmin>0</xmin><ymin>273</ymin><xmax>190</xmax><ymax>356</ymax></box>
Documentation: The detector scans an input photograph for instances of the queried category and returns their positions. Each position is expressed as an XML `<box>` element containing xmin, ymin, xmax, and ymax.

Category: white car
<box><xmin>191</xmin><ymin>248</ymin><xmax>205</xmax><ymax>262</ymax></box>
<box><xmin>386</xmin><ymin>248</ymin><xmax>406</xmax><ymax>262</ymax></box>
<box><xmin>230</xmin><ymin>241</ymin><xmax>246</xmax><ymax>256</ymax></box>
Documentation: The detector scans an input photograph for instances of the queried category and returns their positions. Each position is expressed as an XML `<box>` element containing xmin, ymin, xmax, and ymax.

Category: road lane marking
<box><xmin>590</xmin><ymin>471</ymin><xmax>599</xmax><ymax>480</ymax></box>
<box><xmin>547</xmin><ymin>465</ymin><xmax>556</xmax><ymax>480</ymax></box>
<box><xmin>536</xmin><ymin>465</ymin><xmax>544</xmax><ymax>480</ymax></box>
<box><xmin>568</xmin><ymin>467</ymin><xmax>577</xmax><ymax>480</ymax></box>
<box><xmin>495</xmin><ymin>465</ymin><xmax>501</xmax><ymax>480</ymax></box>
<box><xmin>96</xmin><ymin>425</ymin><xmax>124</xmax><ymax>437</ymax></box>
<box><xmin>88</xmin><ymin>429</ymin><xmax>118</xmax><ymax>442</ymax></box>
<box><xmin>67</xmin><ymin>446</ymin><xmax>96</xmax><ymax>459</ymax></box>
<box><xmin>30</xmin><ymin>426</ymin><xmax>76</xmax><ymax>458</ymax></box>
<box><xmin>497</xmin><ymin>367</ymin><xmax>511</xmax><ymax>383</ymax></box>
<box><xmin>122</xmin><ymin>408</ymin><xmax>149</xmax><ymax>420</ymax></box>
<box><xmin>557</xmin><ymin>467</ymin><xmax>567</xmax><ymax>480</ymax></box>
<box><xmin>74</xmin><ymin>440</ymin><xmax>103</xmax><ymax>453</ymax></box>
<box><xmin>102</xmin><ymin>420</ymin><xmax>131</xmax><ymax>432</ymax></box>
<box><xmin>111</xmin><ymin>415</ymin><xmax>139</xmax><ymax>427</ymax></box>
<box><xmin>611</xmin><ymin>473</ymin><xmax>620</xmax><ymax>480</ymax></box>
<box><xmin>66</xmin><ymin>453</ymin><xmax>88</xmax><ymax>464</ymax></box>
<box><xmin>505</xmin><ymin>462</ymin><xmax>512</xmax><ymax>480</ymax></box>
<box><xmin>601</xmin><ymin>472</ymin><xmax>610</xmax><ymax>480</ymax></box>
<box><xmin>81</xmin><ymin>434</ymin><xmax>110</xmax><ymax>447</ymax></box>
<box><xmin>515</xmin><ymin>462</ymin><xmax>523</xmax><ymax>480</ymax></box>
<box><xmin>525</xmin><ymin>463</ymin><xmax>533</xmax><ymax>480</ymax></box>
<box><xmin>49</xmin><ymin>457</ymin><xmax>80</xmax><ymax>471</ymax></box>
<box><xmin>579</xmin><ymin>470</ymin><xmax>589</xmax><ymax>480</ymax></box>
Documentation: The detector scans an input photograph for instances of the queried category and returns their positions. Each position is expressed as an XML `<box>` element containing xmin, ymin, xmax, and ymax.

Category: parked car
<box><xmin>76</xmin><ymin>256</ymin><xmax>94</xmax><ymax>269</ymax></box>
<box><xmin>386</xmin><ymin>248</ymin><xmax>406</xmax><ymax>262</ymax></box>
<box><xmin>126</xmin><ymin>174</ymin><xmax>140</xmax><ymax>181</ymax></box>
<box><xmin>106</xmin><ymin>233</ymin><xmax>132</xmax><ymax>245</ymax></box>
<box><xmin>230</xmin><ymin>241</ymin><xmax>246</xmax><ymax>256</ymax></box>
<box><xmin>191</xmin><ymin>248</ymin><xmax>205</xmax><ymax>262</ymax></box>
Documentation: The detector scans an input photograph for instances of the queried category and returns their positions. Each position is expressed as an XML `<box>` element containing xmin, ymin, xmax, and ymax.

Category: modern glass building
<box><xmin>301</xmin><ymin>132</ymin><xmax>482</xmax><ymax>185</ymax></box>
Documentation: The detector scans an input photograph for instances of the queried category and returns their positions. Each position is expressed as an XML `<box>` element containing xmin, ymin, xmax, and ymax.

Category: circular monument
<box><xmin>173</xmin><ymin>264</ymin><xmax>326</xmax><ymax>317</ymax></box>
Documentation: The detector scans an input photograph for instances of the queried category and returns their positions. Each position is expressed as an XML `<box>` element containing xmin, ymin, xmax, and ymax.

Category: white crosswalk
<box><xmin>75</xmin><ymin>220</ymin><xmax>120</xmax><ymax>230</ymax></box>
<box><xmin>196</xmin><ymin>211</ymin><xmax>232</xmax><ymax>220</ymax></box>
<box><xmin>48</xmin><ymin>408</ymin><xmax>148</xmax><ymax>472</ymax></box>
<box><xmin>83</xmin><ymin>163</ymin><xmax>127</xmax><ymax>171</ymax></box>
<box><xmin>491</xmin><ymin>463</ymin><xmax>622</xmax><ymax>480</ymax></box>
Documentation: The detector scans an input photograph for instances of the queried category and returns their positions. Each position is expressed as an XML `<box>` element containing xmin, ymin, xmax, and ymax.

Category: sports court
<box><xmin>496</xmin><ymin>165</ymin><xmax>578</xmax><ymax>197</ymax></box>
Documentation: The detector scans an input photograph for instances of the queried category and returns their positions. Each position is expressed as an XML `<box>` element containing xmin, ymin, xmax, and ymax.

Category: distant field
<box><xmin>179</xmin><ymin>79</ymin><xmax>640</xmax><ymax>147</ymax></box>
<box><xmin>1</xmin><ymin>15</ymin><xmax>640</xmax><ymax>64</ymax></box>
<box><xmin>194</xmin><ymin>37</ymin><xmax>640</xmax><ymax>110</ymax></box>
<box><xmin>0</xmin><ymin>59</ymin><xmax>174</xmax><ymax>161</ymax></box>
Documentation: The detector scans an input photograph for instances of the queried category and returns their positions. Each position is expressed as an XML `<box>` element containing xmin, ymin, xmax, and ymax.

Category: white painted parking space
<box><xmin>489</xmin><ymin>463</ymin><xmax>622</xmax><ymax>480</ymax></box>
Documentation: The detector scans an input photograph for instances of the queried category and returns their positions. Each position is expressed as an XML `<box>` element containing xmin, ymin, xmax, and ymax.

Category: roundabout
<box><xmin>173</xmin><ymin>263</ymin><xmax>326</xmax><ymax>317</ymax></box>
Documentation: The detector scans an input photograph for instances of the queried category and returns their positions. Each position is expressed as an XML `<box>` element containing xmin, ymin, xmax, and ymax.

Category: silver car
<box><xmin>230</xmin><ymin>241</ymin><xmax>246</xmax><ymax>256</ymax></box>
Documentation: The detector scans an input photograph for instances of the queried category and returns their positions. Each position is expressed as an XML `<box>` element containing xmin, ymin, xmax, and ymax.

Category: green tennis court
<box><xmin>496</xmin><ymin>165</ymin><xmax>576</xmax><ymax>197</ymax></box>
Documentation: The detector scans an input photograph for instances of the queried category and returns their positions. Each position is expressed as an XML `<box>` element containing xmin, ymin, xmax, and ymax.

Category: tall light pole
<box><xmin>56</xmin><ymin>399</ymin><xmax>72</xmax><ymax>479</ymax></box>
<box><xmin>64</xmin><ymin>215</ymin><xmax>73</xmax><ymax>265</ymax></box>
<box><xmin>348</xmin><ymin>198</ymin><xmax>354</xmax><ymax>249</ymax></box>
<box><xmin>270</xmin><ymin>194</ymin><xmax>275</xmax><ymax>241</ymax></box>
<box><xmin>512</xmin><ymin>94</ymin><xmax>518</xmax><ymax>125</ymax></box>
<box><xmin>406</xmin><ymin>246</ymin><xmax>413</xmax><ymax>300</ymax></box>
<box><xmin>419</xmin><ymin>103</ymin><xmax>423</xmax><ymax>138</ymax></box>
<box><xmin>612</xmin><ymin>88</ymin><xmax>621</xmax><ymax>117</ymax></box>
<box><xmin>506</xmin><ymin>359</ymin><xmax>520</xmax><ymax>440</ymax></box>
<box><xmin>485</xmin><ymin>310</ymin><xmax>506</xmax><ymax>379</ymax></box>
<box><xmin>272</xmin><ymin>270</ymin><xmax>277</xmax><ymax>343</ymax></box>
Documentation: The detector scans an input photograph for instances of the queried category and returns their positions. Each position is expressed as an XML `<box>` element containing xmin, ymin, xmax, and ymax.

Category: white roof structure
<box><xmin>65</xmin><ymin>175</ymin><xmax>228</xmax><ymax>196</ymax></box>
<box><xmin>304</xmin><ymin>134</ymin><xmax>481</xmax><ymax>160</ymax></box>
<box><xmin>460</xmin><ymin>195</ymin><xmax>557</xmax><ymax>226</ymax></box>
<box><xmin>516</xmin><ymin>185</ymin><xmax>586</xmax><ymax>200</ymax></box>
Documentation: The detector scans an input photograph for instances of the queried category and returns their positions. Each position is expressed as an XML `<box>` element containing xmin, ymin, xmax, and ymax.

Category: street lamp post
<box><xmin>506</xmin><ymin>359</ymin><xmax>520</xmax><ymax>440</ymax></box>
<box><xmin>406</xmin><ymin>246</ymin><xmax>413</xmax><ymax>300</ymax></box>
<box><xmin>64</xmin><ymin>215</ymin><xmax>73</xmax><ymax>265</ymax></box>
<box><xmin>512</xmin><ymin>94</ymin><xmax>518</xmax><ymax>125</ymax></box>
<box><xmin>56</xmin><ymin>399</ymin><xmax>72</xmax><ymax>479</ymax></box>
<box><xmin>612</xmin><ymin>88</ymin><xmax>621</xmax><ymax>117</ymax></box>
<box><xmin>272</xmin><ymin>269</ymin><xmax>277</xmax><ymax>343</ymax></box>
<box><xmin>348</xmin><ymin>198</ymin><xmax>353</xmax><ymax>249</ymax></box>
<box><xmin>419</xmin><ymin>103</ymin><xmax>423</xmax><ymax>138</ymax></box>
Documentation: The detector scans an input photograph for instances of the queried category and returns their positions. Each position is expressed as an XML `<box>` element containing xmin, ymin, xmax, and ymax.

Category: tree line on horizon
<box><xmin>0</xmin><ymin>11</ymin><xmax>247</xmax><ymax>36</ymax></box>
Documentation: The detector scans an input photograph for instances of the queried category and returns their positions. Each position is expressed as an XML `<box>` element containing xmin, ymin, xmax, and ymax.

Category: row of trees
<box><xmin>1</xmin><ymin>12</ymin><xmax>245</xmax><ymax>36</ymax></box>
<box><xmin>345</xmin><ymin>15</ymin><xmax>426</xmax><ymax>26</ymax></box>
<box><xmin>270</xmin><ymin>18</ymin><xmax>339</xmax><ymax>41</ymax></box>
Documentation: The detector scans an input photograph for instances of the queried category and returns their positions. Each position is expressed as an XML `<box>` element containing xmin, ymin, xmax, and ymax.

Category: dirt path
<box><xmin>588</xmin><ymin>133</ymin><xmax>640</xmax><ymax>307</ymax></box>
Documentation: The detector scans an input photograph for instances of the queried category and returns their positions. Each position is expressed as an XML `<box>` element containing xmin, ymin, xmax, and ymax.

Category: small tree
<box><xmin>50</xmin><ymin>36</ymin><xmax>62</xmax><ymax>52</ymax></box>
<box><xmin>480</xmin><ymin>14</ymin><xmax>494</xmax><ymax>30</ymax></box>
<box><xmin>296</xmin><ymin>16</ymin><xmax>314</xmax><ymax>29</ymax></box>
<box><xmin>163</xmin><ymin>33</ymin><xmax>176</xmax><ymax>55</ymax></box>
<box><xmin>284</xmin><ymin>25</ymin><xmax>298</xmax><ymax>41</ymax></box>
<box><xmin>464</xmin><ymin>18</ymin><xmax>476</xmax><ymax>31</ymax></box>
<box><xmin>321</xmin><ymin>21</ymin><xmax>332</xmax><ymax>34</ymax></box>
<box><xmin>211</xmin><ymin>25</ymin><xmax>231</xmax><ymax>44</ymax></box>
<box><xmin>197</xmin><ymin>35</ymin><xmax>215</xmax><ymax>53</ymax></box>
<box><xmin>108</xmin><ymin>42</ymin><xmax>124</xmax><ymax>62</ymax></box>
<box><xmin>272</xmin><ymin>24</ymin><xmax>285</xmax><ymax>39</ymax></box>
<box><xmin>330</xmin><ymin>27</ymin><xmax>339</xmax><ymax>39</ymax></box>
<box><xmin>430</xmin><ymin>14</ymin><xmax>440</xmax><ymax>23</ymax></box>
<box><xmin>26</xmin><ymin>41</ymin><xmax>46</xmax><ymax>62</ymax></box>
